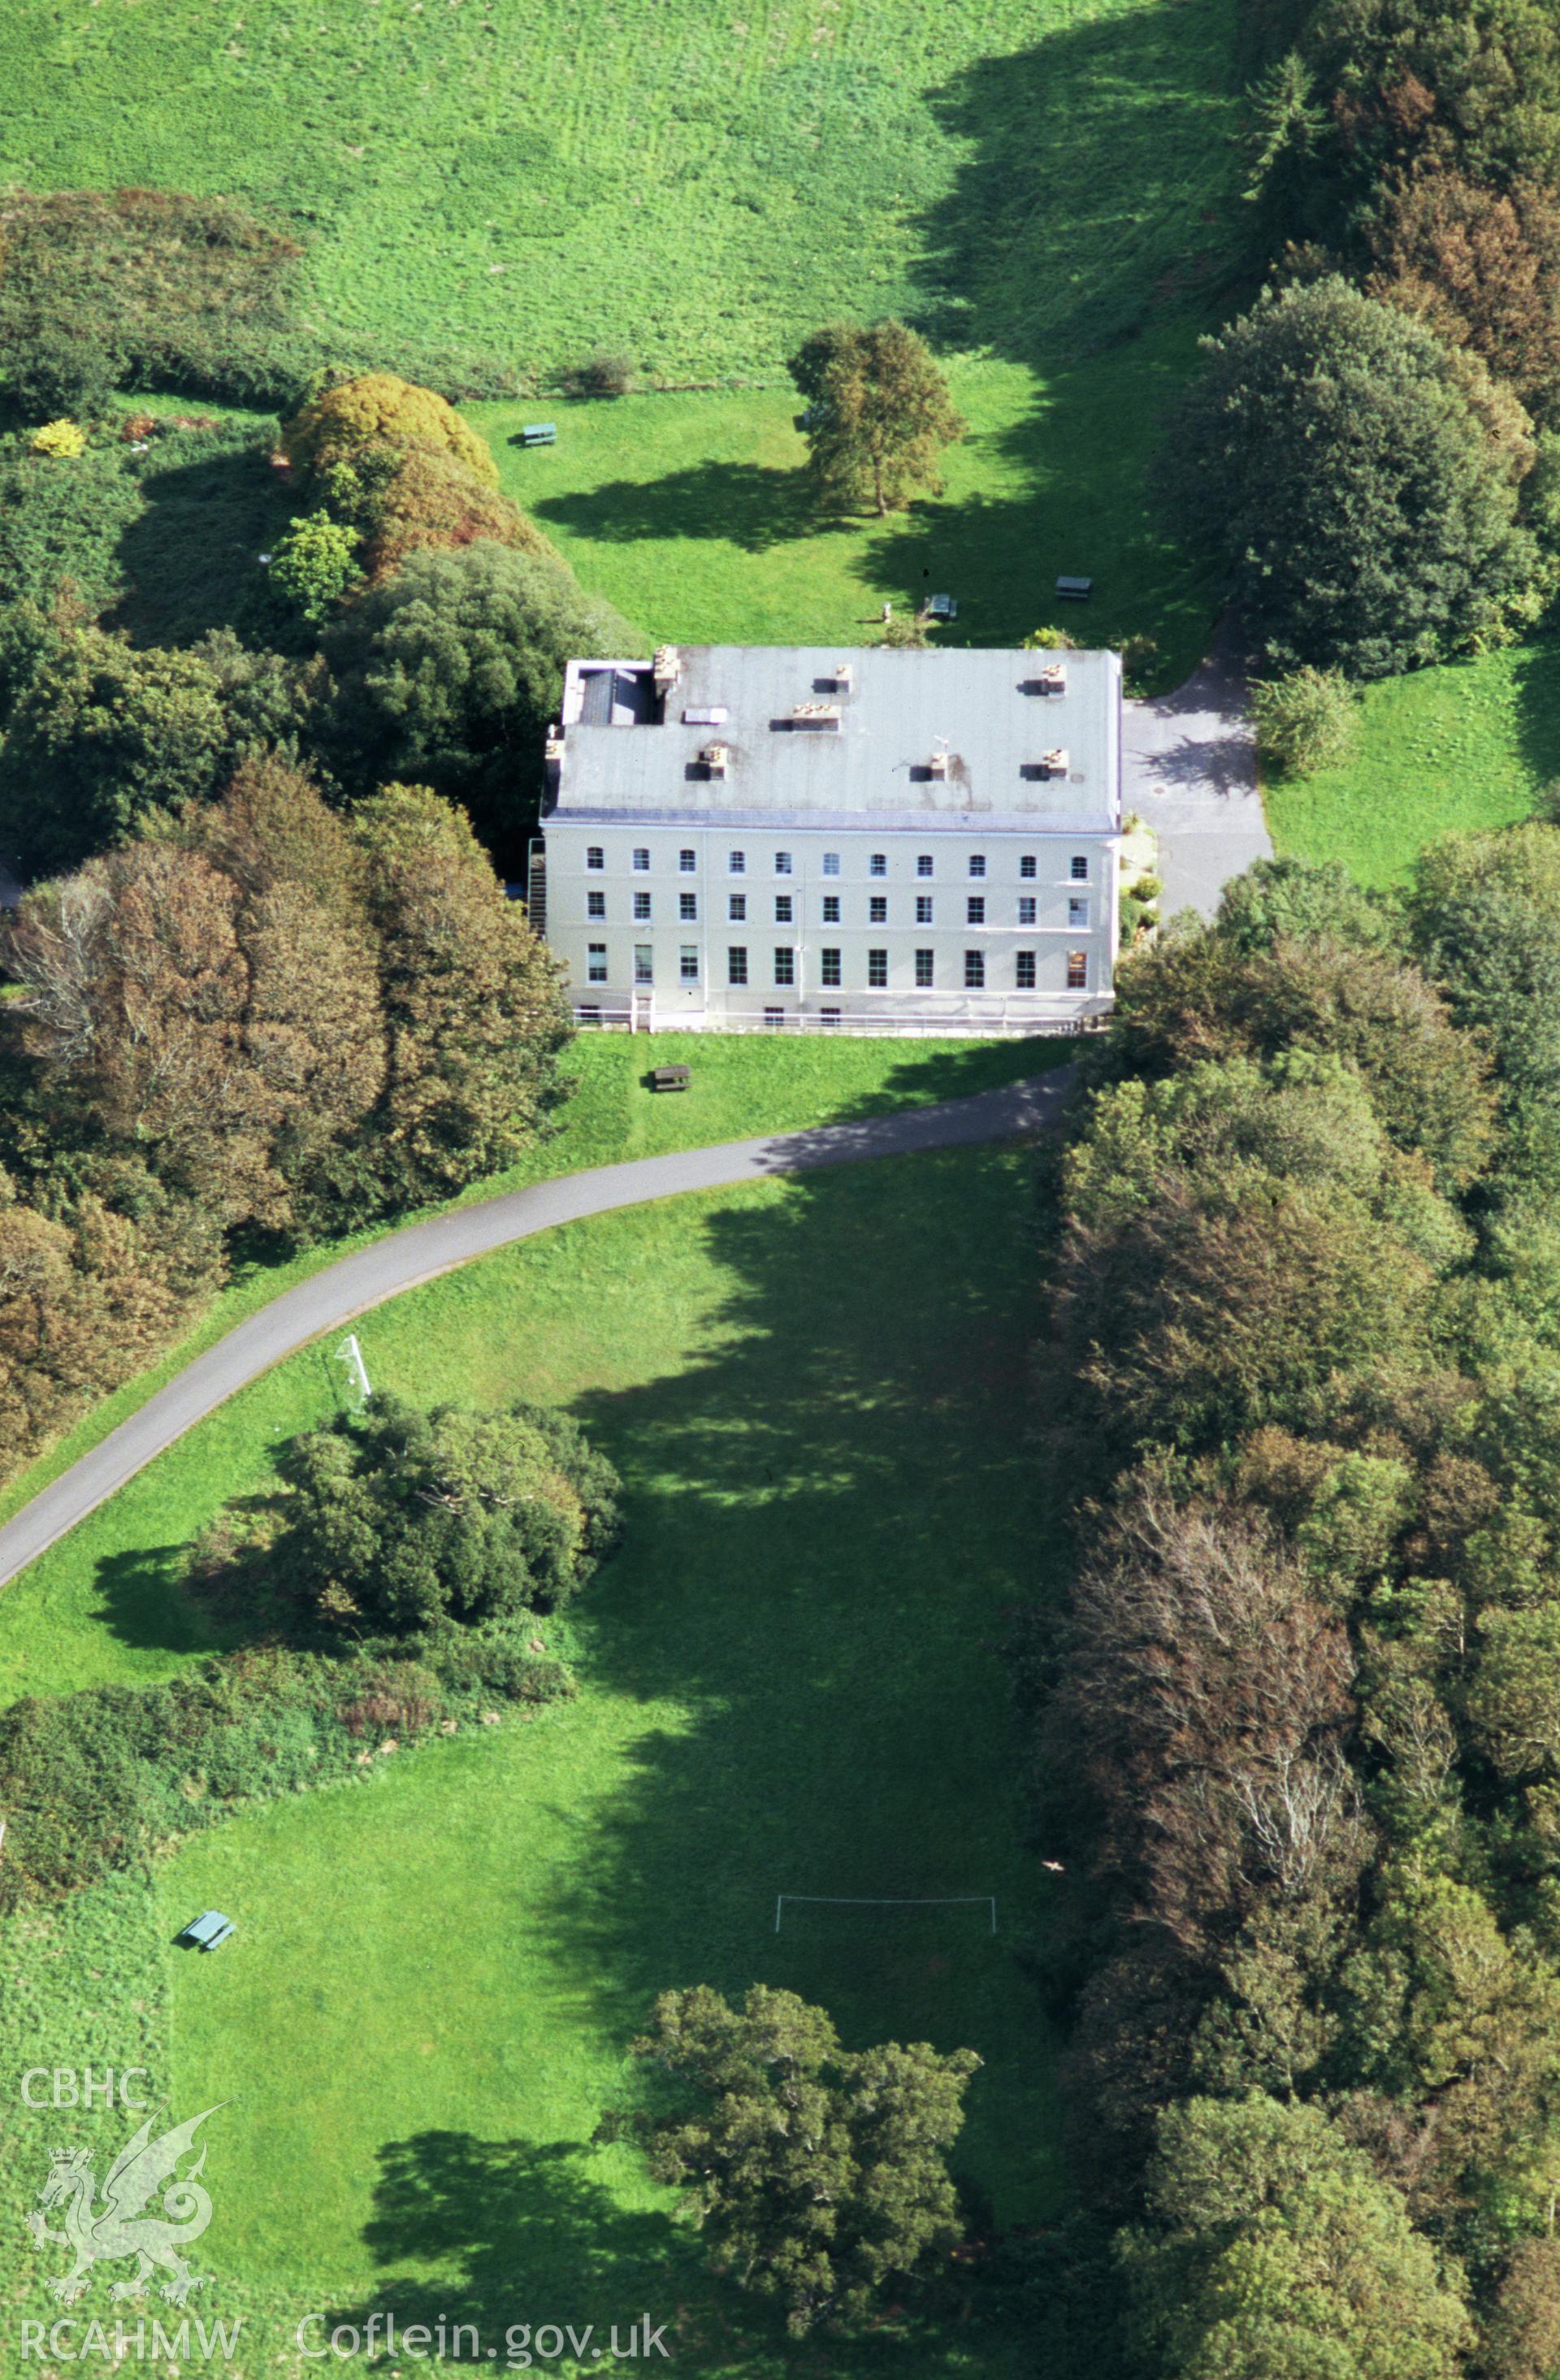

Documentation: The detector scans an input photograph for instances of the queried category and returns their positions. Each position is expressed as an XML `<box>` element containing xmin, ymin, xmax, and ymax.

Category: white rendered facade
<box><xmin>536</xmin><ymin>644</ymin><xmax>1122</xmax><ymax>1034</ymax></box>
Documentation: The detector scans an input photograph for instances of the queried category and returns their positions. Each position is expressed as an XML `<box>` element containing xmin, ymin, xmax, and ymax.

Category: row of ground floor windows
<box><xmin>590</xmin><ymin>893</ymin><xmax>1088</xmax><ymax>929</ymax></box>
<box><xmin>586</xmin><ymin>945</ymin><xmax>1089</xmax><ymax>991</ymax></box>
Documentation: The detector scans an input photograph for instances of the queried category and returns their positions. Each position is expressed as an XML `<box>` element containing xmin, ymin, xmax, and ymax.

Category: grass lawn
<box><xmin>0</xmin><ymin>1032</ymin><xmax>1061</xmax><ymax>1699</ymax></box>
<box><xmin>1265</xmin><ymin>635</ymin><xmax>1560</xmax><ymax>888</ymax></box>
<box><xmin>475</xmin><ymin>335</ymin><xmax>1224</xmax><ymax>678</ymax></box>
<box><xmin>1</xmin><ymin>1145</ymin><xmax>1064</xmax><ymax>2377</ymax></box>
<box><xmin>0</xmin><ymin>0</ymin><xmax>1242</xmax><ymax>384</ymax></box>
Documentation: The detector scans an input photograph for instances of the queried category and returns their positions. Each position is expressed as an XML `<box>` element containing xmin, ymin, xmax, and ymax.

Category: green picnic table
<box><xmin>179</xmin><ymin>1910</ymin><xmax>236</xmax><ymax>1951</ymax></box>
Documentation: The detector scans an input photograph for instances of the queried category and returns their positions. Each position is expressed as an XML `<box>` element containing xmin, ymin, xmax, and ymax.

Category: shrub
<box><xmin>6</xmin><ymin>327</ymin><xmax>124</xmax><ymax>425</ymax></box>
<box><xmin>877</xmin><ymin>609</ymin><xmax>929</xmax><ymax>648</ymax></box>
<box><xmin>0</xmin><ymin>440</ymin><xmax>143</xmax><ymax>612</ymax></box>
<box><xmin>1216</xmin><ymin>856</ymin><xmax>1396</xmax><ymax>956</ymax></box>
<box><xmin>268</xmin><ymin>508</ymin><xmax>362</xmax><ymax>625</ymax></box>
<box><xmin>1408</xmin><ymin>821</ymin><xmax>1560</xmax><ymax>1199</ymax></box>
<box><xmin>566</xmin><ymin>350</ymin><xmax>636</xmax><ymax>398</ymax></box>
<box><xmin>0</xmin><ymin>596</ymin><xmax>60</xmax><ymax>723</ymax></box>
<box><xmin>1022</xmin><ymin>625</ymin><xmax>1079</xmax><ymax>650</ymax></box>
<box><xmin>0</xmin><ymin>419</ymin><xmax>308</xmax><ymax>646</ymax></box>
<box><xmin>27</xmin><ymin>419</ymin><xmax>86</xmax><ymax>459</ymax></box>
<box><xmin>1253</xmin><ymin>665</ymin><xmax>1361</xmax><ymax>775</ymax></box>
<box><xmin>281</xmin><ymin>372</ymin><xmax>499</xmax><ymax>492</ymax></box>
<box><xmin>1120</xmin><ymin>632</ymin><xmax>1161</xmax><ymax>693</ymax></box>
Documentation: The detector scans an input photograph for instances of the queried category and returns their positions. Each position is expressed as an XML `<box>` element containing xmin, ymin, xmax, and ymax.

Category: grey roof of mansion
<box><xmin>547</xmin><ymin>645</ymin><xmax>1122</xmax><ymax>838</ymax></box>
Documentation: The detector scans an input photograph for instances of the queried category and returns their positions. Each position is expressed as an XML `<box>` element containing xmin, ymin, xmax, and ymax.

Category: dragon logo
<box><xmin>27</xmin><ymin>2105</ymin><xmax>225</xmax><ymax>2307</ymax></box>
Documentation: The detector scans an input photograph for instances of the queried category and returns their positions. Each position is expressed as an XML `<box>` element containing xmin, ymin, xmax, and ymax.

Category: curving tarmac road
<box><xmin>0</xmin><ymin>1068</ymin><xmax>1072</xmax><ymax>1593</ymax></box>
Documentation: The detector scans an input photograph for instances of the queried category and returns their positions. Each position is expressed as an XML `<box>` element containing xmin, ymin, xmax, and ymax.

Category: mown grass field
<box><xmin>1264</xmin><ymin>635</ymin><xmax>1560</xmax><ymax>888</ymax></box>
<box><xmin>0</xmin><ymin>0</ymin><xmax>1243</xmax><ymax>385</ymax></box>
<box><xmin>476</xmin><ymin>332</ymin><xmax>1223</xmax><ymax>672</ymax></box>
<box><xmin>1</xmin><ymin>1143</ymin><xmax>1064</xmax><ymax>2378</ymax></box>
<box><xmin>0</xmin><ymin>1031</ymin><xmax>1058</xmax><ymax>1695</ymax></box>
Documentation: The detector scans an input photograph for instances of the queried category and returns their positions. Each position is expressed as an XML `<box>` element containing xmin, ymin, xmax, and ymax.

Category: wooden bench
<box><xmin>648</xmin><ymin>1064</ymin><xmax>691</xmax><ymax>1093</ymax></box>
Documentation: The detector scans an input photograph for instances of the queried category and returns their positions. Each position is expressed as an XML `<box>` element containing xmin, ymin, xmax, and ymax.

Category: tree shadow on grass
<box><xmin>530</xmin><ymin>356</ymin><xmax>1216</xmax><ymax>667</ymax></box>
<box><xmin>854</xmin><ymin>342</ymin><xmax>1224</xmax><ymax>670</ymax></box>
<box><xmin>176</xmin><ymin>1090</ymin><xmax>1068</xmax><ymax>2369</ymax></box>
<box><xmin>871</xmin><ymin>0</ymin><xmax>1245</xmax><ymax>668</ymax></box>
<box><xmin>74</xmin><ymin>1049</ymin><xmax>1064</xmax><ymax>1666</ymax></box>
<box><xmin>328</xmin><ymin>2125</ymin><xmax>1002</xmax><ymax>2372</ymax></box>
<box><xmin>311</xmin><ymin>1111</ymin><xmax>1072</xmax><ymax>2371</ymax></box>
<box><xmin>909</xmin><ymin>2</ymin><xmax>1247</xmax><ymax>367</ymax></box>
<box><xmin>89</xmin><ymin>1544</ymin><xmax>230</xmax><ymax>1658</ymax></box>
<box><xmin>809</xmin><ymin>1036</ymin><xmax>1073</xmax><ymax>1120</ymax></box>
<box><xmin>540</xmin><ymin>0</ymin><xmax>1244</xmax><ymax>671</ymax></box>
<box><xmin>109</xmin><ymin>440</ymin><xmax>297</xmax><ymax>649</ymax></box>
<box><xmin>1510</xmin><ymin>634</ymin><xmax>1560</xmax><ymax>797</ymax></box>
<box><xmin>323</xmin><ymin>2131</ymin><xmax>793</xmax><ymax>2373</ymax></box>
<box><xmin>524</xmin><ymin>1142</ymin><xmax>1071</xmax><ymax>2239</ymax></box>
<box><xmin>533</xmin><ymin>460</ymin><xmax>819</xmax><ymax>556</ymax></box>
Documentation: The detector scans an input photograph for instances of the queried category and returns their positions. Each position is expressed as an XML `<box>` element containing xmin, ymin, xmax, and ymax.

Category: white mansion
<box><xmin>531</xmin><ymin>643</ymin><xmax>1121</xmax><ymax>1033</ymax></box>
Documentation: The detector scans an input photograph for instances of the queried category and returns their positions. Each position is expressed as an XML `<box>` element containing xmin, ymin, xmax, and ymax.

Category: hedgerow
<box><xmin>0</xmin><ymin>1628</ymin><xmax>574</xmax><ymax>1913</ymax></box>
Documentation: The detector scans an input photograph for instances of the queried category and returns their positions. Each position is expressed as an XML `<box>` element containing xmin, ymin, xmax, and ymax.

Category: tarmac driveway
<box><xmin>1123</xmin><ymin>643</ymin><xmax>1271</xmax><ymax>920</ymax></box>
<box><xmin>0</xmin><ymin>1069</ymin><xmax>1072</xmax><ymax>1592</ymax></box>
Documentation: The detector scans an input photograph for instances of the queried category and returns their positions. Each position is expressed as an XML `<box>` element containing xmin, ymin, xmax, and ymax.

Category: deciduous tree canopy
<box><xmin>275</xmin><ymin>1393</ymin><xmax>622</xmax><ymax>1635</ymax></box>
<box><xmin>325</xmin><ymin>541</ymin><xmax>637</xmax><ymax>861</ymax></box>
<box><xmin>1024</xmin><ymin>848</ymin><xmax>1560</xmax><ymax>2378</ymax></box>
<box><xmin>0</xmin><ymin>761</ymin><xmax>570</xmax><ymax>1242</ymax></box>
<box><xmin>352</xmin><ymin>778</ymin><xmax>571</xmax><ymax>1200</ymax></box>
<box><xmin>0</xmin><ymin>623</ymin><xmax>232</xmax><ymax>874</ymax></box>
<box><xmin>603</xmin><ymin>1985</ymin><xmax>978</xmax><ymax>2336</ymax></box>
<box><xmin>1125</xmin><ymin>2096</ymin><xmax>1473</xmax><ymax>2380</ymax></box>
<box><xmin>1164</xmin><ymin>276</ymin><xmax>1545</xmax><ymax>675</ymax></box>
<box><xmin>1366</xmin><ymin>169</ymin><xmax>1560</xmax><ymax>424</ymax></box>
<box><xmin>281</xmin><ymin>371</ymin><xmax>500</xmax><ymax>492</ymax></box>
<box><xmin>788</xmin><ymin>319</ymin><xmax>964</xmax><ymax>516</ymax></box>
